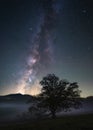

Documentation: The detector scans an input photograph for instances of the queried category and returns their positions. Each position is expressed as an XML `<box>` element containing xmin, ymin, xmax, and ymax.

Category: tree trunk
<box><xmin>51</xmin><ymin>110</ymin><xmax>56</xmax><ymax>119</ymax></box>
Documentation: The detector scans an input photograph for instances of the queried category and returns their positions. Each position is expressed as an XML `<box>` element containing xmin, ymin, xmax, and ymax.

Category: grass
<box><xmin>0</xmin><ymin>114</ymin><xmax>93</xmax><ymax>130</ymax></box>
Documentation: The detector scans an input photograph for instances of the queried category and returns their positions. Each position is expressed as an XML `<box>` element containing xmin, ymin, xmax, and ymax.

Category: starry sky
<box><xmin>0</xmin><ymin>0</ymin><xmax>93</xmax><ymax>97</ymax></box>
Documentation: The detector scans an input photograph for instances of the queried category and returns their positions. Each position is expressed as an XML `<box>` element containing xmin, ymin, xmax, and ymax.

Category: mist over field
<box><xmin>0</xmin><ymin>102</ymin><xmax>30</xmax><ymax>122</ymax></box>
<box><xmin>0</xmin><ymin>95</ymin><xmax>93</xmax><ymax>122</ymax></box>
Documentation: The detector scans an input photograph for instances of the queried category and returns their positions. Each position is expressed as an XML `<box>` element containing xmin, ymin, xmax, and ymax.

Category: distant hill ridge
<box><xmin>0</xmin><ymin>93</ymin><xmax>34</xmax><ymax>103</ymax></box>
<box><xmin>0</xmin><ymin>93</ymin><xmax>93</xmax><ymax>103</ymax></box>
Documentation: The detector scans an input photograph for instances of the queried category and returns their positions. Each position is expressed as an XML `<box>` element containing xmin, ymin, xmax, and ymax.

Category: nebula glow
<box><xmin>16</xmin><ymin>0</ymin><xmax>58</xmax><ymax>95</ymax></box>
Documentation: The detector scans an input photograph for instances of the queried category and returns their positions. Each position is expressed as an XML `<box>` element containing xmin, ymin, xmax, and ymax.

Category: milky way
<box><xmin>17</xmin><ymin>0</ymin><xmax>58</xmax><ymax>95</ymax></box>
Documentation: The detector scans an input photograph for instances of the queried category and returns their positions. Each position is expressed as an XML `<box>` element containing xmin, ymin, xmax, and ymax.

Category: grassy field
<box><xmin>0</xmin><ymin>114</ymin><xmax>93</xmax><ymax>130</ymax></box>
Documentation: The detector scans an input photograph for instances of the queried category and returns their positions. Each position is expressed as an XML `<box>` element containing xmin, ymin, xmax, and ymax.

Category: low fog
<box><xmin>0</xmin><ymin>100</ymin><xmax>93</xmax><ymax>122</ymax></box>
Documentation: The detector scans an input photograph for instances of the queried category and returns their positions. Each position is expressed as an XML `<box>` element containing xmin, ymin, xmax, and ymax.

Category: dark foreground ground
<box><xmin>0</xmin><ymin>114</ymin><xmax>93</xmax><ymax>130</ymax></box>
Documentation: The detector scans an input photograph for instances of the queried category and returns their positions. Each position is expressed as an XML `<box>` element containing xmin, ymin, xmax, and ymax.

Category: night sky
<box><xmin>0</xmin><ymin>0</ymin><xmax>93</xmax><ymax>97</ymax></box>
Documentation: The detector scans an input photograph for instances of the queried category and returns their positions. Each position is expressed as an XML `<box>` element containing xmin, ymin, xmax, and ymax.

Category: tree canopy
<box><xmin>37</xmin><ymin>74</ymin><xmax>81</xmax><ymax>118</ymax></box>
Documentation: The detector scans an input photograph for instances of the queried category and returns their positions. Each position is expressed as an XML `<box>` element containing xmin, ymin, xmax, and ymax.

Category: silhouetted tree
<box><xmin>37</xmin><ymin>74</ymin><xmax>81</xmax><ymax>118</ymax></box>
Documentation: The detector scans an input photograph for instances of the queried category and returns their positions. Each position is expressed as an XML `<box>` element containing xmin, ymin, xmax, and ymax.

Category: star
<box><xmin>88</xmin><ymin>47</ymin><xmax>92</xmax><ymax>51</ymax></box>
<box><xmin>82</xmin><ymin>9</ymin><xmax>87</xmax><ymax>14</ymax></box>
<box><xmin>29</xmin><ymin>27</ymin><xmax>33</xmax><ymax>31</ymax></box>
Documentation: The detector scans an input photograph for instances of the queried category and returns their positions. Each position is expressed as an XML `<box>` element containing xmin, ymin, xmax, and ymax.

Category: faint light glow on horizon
<box><xmin>16</xmin><ymin>79</ymin><xmax>41</xmax><ymax>96</ymax></box>
<box><xmin>0</xmin><ymin>82</ymin><xmax>93</xmax><ymax>97</ymax></box>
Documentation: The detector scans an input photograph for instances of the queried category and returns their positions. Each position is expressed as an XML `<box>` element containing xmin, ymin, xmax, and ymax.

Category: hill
<box><xmin>0</xmin><ymin>93</ymin><xmax>34</xmax><ymax>103</ymax></box>
<box><xmin>0</xmin><ymin>93</ymin><xmax>93</xmax><ymax>104</ymax></box>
